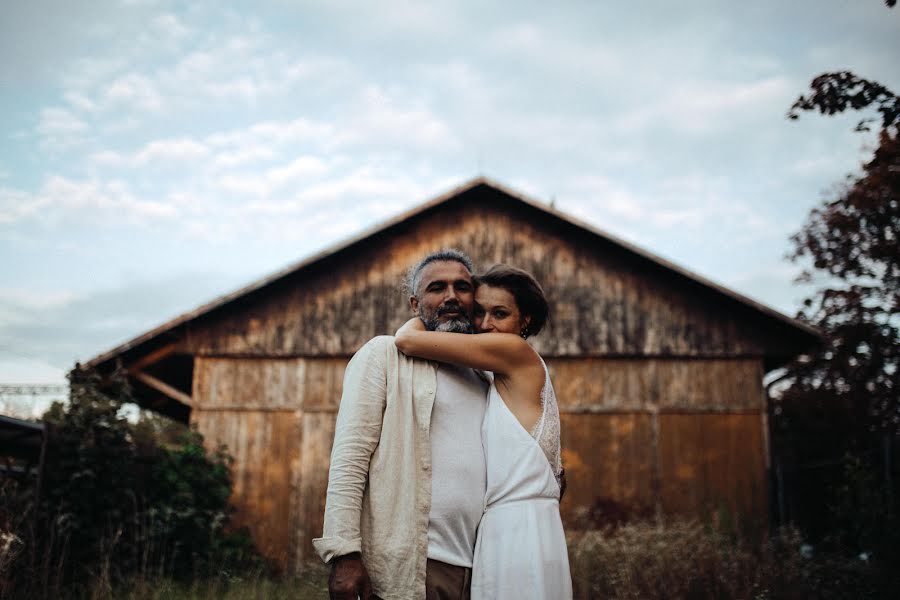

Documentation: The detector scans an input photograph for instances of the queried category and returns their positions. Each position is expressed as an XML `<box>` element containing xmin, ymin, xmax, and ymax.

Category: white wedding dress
<box><xmin>472</xmin><ymin>358</ymin><xmax>573</xmax><ymax>599</ymax></box>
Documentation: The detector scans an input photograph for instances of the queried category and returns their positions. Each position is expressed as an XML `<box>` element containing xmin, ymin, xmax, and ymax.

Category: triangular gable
<box><xmin>86</xmin><ymin>176</ymin><xmax>820</xmax><ymax>373</ymax></box>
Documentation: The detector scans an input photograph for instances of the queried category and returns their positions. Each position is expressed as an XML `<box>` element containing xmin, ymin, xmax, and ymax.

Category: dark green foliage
<box><xmin>775</xmin><ymin>22</ymin><xmax>899</xmax><ymax>596</ymax></box>
<box><xmin>37</xmin><ymin>368</ymin><xmax>139</xmax><ymax>586</ymax></box>
<box><xmin>826</xmin><ymin>453</ymin><xmax>900</xmax><ymax>596</ymax></box>
<box><xmin>3</xmin><ymin>367</ymin><xmax>266</xmax><ymax>599</ymax></box>
<box><xmin>789</xmin><ymin>71</ymin><xmax>900</xmax><ymax>132</ymax></box>
<box><xmin>778</xmin><ymin>128</ymin><xmax>900</xmax><ymax>441</ymax></box>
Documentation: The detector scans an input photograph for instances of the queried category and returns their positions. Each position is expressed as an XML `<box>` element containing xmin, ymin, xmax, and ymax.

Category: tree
<box><xmin>773</xmin><ymin>9</ymin><xmax>899</xmax><ymax>583</ymax></box>
<box><xmin>781</xmin><ymin>75</ymin><xmax>899</xmax><ymax>442</ymax></box>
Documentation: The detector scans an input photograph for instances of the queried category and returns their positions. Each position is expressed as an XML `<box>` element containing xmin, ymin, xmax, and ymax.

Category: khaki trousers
<box><xmin>425</xmin><ymin>558</ymin><xmax>472</xmax><ymax>600</ymax></box>
<box><xmin>371</xmin><ymin>559</ymin><xmax>471</xmax><ymax>600</ymax></box>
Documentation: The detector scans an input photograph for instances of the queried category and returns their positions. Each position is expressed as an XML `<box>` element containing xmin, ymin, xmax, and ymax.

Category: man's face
<box><xmin>409</xmin><ymin>260</ymin><xmax>475</xmax><ymax>333</ymax></box>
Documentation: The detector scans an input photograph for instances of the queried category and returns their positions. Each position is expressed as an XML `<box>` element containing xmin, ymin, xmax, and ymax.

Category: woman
<box><xmin>395</xmin><ymin>264</ymin><xmax>572</xmax><ymax>599</ymax></box>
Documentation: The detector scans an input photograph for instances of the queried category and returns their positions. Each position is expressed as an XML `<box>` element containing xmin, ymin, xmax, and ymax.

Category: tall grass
<box><xmin>89</xmin><ymin>565</ymin><xmax>328</xmax><ymax>600</ymax></box>
<box><xmin>6</xmin><ymin>516</ymin><xmax>888</xmax><ymax>599</ymax></box>
<box><xmin>568</xmin><ymin>518</ymin><xmax>877</xmax><ymax>600</ymax></box>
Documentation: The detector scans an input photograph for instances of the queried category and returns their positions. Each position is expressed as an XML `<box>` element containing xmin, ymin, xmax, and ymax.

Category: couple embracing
<box><xmin>313</xmin><ymin>249</ymin><xmax>572</xmax><ymax>600</ymax></box>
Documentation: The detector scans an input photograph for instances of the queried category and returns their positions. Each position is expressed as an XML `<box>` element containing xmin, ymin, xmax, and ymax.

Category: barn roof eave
<box><xmin>83</xmin><ymin>176</ymin><xmax>821</xmax><ymax>370</ymax></box>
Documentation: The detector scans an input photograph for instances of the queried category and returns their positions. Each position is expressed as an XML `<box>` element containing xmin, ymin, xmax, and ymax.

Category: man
<box><xmin>313</xmin><ymin>249</ymin><xmax>489</xmax><ymax>600</ymax></box>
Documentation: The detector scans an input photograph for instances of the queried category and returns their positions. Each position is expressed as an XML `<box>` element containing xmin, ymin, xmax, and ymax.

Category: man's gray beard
<box><xmin>422</xmin><ymin>312</ymin><xmax>474</xmax><ymax>334</ymax></box>
<box><xmin>434</xmin><ymin>317</ymin><xmax>474</xmax><ymax>334</ymax></box>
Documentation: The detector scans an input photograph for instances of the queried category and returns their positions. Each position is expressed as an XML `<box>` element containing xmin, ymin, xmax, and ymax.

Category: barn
<box><xmin>84</xmin><ymin>177</ymin><xmax>819</xmax><ymax>572</ymax></box>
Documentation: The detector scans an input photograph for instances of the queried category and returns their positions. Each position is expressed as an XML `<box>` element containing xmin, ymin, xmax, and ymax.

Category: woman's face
<box><xmin>474</xmin><ymin>285</ymin><xmax>528</xmax><ymax>334</ymax></box>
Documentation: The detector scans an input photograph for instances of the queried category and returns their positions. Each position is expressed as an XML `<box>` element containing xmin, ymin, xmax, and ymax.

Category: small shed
<box><xmin>85</xmin><ymin>177</ymin><xmax>819</xmax><ymax>571</ymax></box>
<box><xmin>0</xmin><ymin>414</ymin><xmax>46</xmax><ymax>479</ymax></box>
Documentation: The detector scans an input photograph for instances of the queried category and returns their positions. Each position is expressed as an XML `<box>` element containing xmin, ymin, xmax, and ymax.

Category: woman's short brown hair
<box><xmin>476</xmin><ymin>264</ymin><xmax>549</xmax><ymax>338</ymax></box>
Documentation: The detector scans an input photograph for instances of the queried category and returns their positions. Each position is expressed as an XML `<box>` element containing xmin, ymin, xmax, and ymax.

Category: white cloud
<box><xmin>152</xmin><ymin>12</ymin><xmax>190</xmax><ymax>39</ymax></box>
<box><xmin>267</xmin><ymin>156</ymin><xmax>329</xmax><ymax>187</ymax></box>
<box><xmin>0</xmin><ymin>289</ymin><xmax>78</xmax><ymax>313</ymax></box>
<box><xmin>62</xmin><ymin>90</ymin><xmax>98</xmax><ymax>112</ymax></box>
<box><xmin>36</xmin><ymin>107</ymin><xmax>88</xmax><ymax>149</ymax></box>
<box><xmin>207</xmin><ymin>118</ymin><xmax>335</xmax><ymax>149</ymax></box>
<box><xmin>211</xmin><ymin>146</ymin><xmax>277</xmax><ymax>169</ymax></box>
<box><xmin>104</xmin><ymin>72</ymin><xmax>164</xmax><ymax>112</ymax></box>
<box><xmin>90</xmin><ymin>137</ymin><xmax>211</xmax><ymax>169</ymax></box>
<box><xmin>723</xmin><ymin>261</ymin><xmax>815</xmax><ymax>316</ymax></box>
<box><xmin>486</xmin><ymin>22</ymin><xmax>621</xmax><ymax>78</ymax></box>
<box><xmin>0</xmin><ymin>177</ymin><xmax>178</xmax><ymax>226</ymax></box>
<box><xmin>217</xmin><ymin>174</ymin><xmax>269</xmax><ymax>197</ymax></box>
<box><xmin>334</xmin><ymin>85</ymin><xmax>461</xmax><ymax>152</ymax></box>
<box><xmin>566</xmin><ymin>174</ymin><xmax>646</xmax><ymax>221</ymax></box>
<box><xmin>0</xmin><ymin>187</ymin><xmax>38</xmax><ymax>224</ymax></box>
<box><xmin>617</xmin><ymin>76</ymin><xmax>793</xmax><ymax>135</ymax></box>
<box><xmin>134</xmin><ymin>138</ymin><xmax>210</xmax><ymax>165</ymax></box>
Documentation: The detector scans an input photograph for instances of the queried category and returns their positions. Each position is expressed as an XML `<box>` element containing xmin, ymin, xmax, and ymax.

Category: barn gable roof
<box><xmin>85</xmin><ymin>176</ymin><xmax>819</xmax><ymax>377</ymax></box>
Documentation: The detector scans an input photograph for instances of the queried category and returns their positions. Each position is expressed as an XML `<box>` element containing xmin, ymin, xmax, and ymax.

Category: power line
<box><xmin>0</xmin><ymin>384</ymin><xmax>69</xmax><ymax>396</ymax></box>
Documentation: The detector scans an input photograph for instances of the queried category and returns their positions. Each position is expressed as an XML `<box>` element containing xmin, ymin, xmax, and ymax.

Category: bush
<box><xmin>3</xmin><ymin>367</ymin><xmax>267</xmax><ymax>599</ymax></box>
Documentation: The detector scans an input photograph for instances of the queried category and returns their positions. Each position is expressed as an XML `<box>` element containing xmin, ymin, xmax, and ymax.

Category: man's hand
<box><xmin>329</xmin><ymin>553</ymin><xmax>373</xmax><ymax>600</ymax></box>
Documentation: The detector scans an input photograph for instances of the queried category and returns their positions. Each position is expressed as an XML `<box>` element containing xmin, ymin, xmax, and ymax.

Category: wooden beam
<box><xmin>132</xmin><ymin>370</ymin><xmax>193</xmax><ymax>407</ymax></box>
<box><xmin>127</xmin><ymin>343</ymin><xmax>179</xmax><ymax>373</ymax></box>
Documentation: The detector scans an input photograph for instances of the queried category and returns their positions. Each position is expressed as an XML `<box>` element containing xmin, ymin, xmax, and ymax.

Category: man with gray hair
<box><xmin>313</xmin><ymin>249</ymin><xmax>488</xmax><ymax>600</ymax></box>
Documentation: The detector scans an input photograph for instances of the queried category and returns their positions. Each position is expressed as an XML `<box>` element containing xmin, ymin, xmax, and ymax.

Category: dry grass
<box><xmin>104</xmin><ymin>566</ymin><xmax>329</xmax><ymax>600</ymax></box>
<box><xmin>6</xmin><ymin>519</ymin><xmax>882</xmax><ymax>599</ymax></box>
<box><xmin>0</xmin><ymin>530</ymin><xmax>23</xmax><ymax>596</ymax></box>
<box><xmin>567</xmin><ymin>518</ymin><xmax>869</xmax><ymax>600</ymax></box>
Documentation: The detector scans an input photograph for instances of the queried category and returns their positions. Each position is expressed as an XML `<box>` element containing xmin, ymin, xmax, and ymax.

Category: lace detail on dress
<box><xmin>529</xmin><ymin>357</ymin><xmax>563</xmax><ymax>484</ymax></box>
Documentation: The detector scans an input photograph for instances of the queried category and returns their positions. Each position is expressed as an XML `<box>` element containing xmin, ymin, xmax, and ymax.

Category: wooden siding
<box><xmin>191</xmin><ymin>356</ymin><xmax>346</xmax><ymax>569</ymax></box>
<box><xmin>182</xmin><ymin>199</ymin><xmax>774</xmax><ymax>358</ymax></box>
<box><xmin>192</xmin><ymin>355</ymin><xmax>767</xmax><ymax>570</ymax></box>
<box><xmin>548</xmin><ymin>358</ymin><xmax>764</xmax><ymax>411</ymax></box>
<box><xmin>558</xmin><ymin>412</ymin><xmax>656</xmax><ymax>525</ymax></box>
<box><xmin>190</xmin><ymin>409</ymin><xmax>300</xmax><ymax>567</ymax></box>
<box><xmin>659</xmin><ymin>414</ymin><xmax>768</xmax><ymax>520</ymax></box>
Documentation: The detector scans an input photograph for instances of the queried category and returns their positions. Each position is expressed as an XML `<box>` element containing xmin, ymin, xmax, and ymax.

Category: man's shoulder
<box><xmin>352</xmin><ymin>335</ymin><xmax>410</xmax><ymax>361</ymax></box>
<box><xmin>359</xmin><ymin>335</ymin><xmax>396</xmax><ymax>351</ymax></box>
<box><xmin>353</xmin><ymin>336</ymin><xmax>433</xmax><ymax>368</ymax></box>
<box><xmin>348</xmin><ymin>336</ymin><xmax>394</xmax><ymax>364</ymax></box>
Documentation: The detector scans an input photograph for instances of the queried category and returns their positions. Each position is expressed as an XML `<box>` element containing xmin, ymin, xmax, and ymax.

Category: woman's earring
<box><xmin>520</xmin><ymin>326</ymin><xmax>528</xmax><ymax>339</ymax></box>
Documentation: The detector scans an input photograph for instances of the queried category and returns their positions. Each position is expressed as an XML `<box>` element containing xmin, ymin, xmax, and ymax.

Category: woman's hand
<box><xmin>395</xmin><ymin>317</ymin><xmax>426</xmax><ymax>354</ymax></box>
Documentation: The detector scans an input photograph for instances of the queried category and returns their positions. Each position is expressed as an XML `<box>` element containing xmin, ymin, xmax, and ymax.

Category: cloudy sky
<box><xmin>1</xmin><ymin>1</ymin><xmax>898</xmax><ymax>390</ymax></box>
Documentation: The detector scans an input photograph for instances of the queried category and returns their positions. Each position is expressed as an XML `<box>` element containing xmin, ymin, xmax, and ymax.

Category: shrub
<box><xmin>3</xmin><ymin>367</ymin><xmax>267</xmax><ymax>599</ymax></box>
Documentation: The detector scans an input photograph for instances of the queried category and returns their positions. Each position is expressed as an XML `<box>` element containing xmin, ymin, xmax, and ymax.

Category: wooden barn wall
<box><xmin>181</xmin><ymin>198</ymin><xmax>773</xmax><ymax>358</ymax></box>
<box><xmin>191</xmin><ymin>356</ymin><xmax>346</xmax><ymax>571</ymax></box>
<box><xmin>191</xmin><ymin>355</ymin><xmax>767</xmax><ymax>571</ymax></box>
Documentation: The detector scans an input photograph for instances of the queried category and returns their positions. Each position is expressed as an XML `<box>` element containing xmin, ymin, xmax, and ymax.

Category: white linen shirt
<box><xmin>313</xmin><ymin>335</ymin><xmax>451</xmax><ymax>600</ymax></box>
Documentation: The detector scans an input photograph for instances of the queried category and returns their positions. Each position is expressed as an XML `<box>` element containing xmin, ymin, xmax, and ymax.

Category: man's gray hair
<box><xmin>404</xmin><ymin>248</ymin><xmax>475</xmax><ymax>298</ymax></box>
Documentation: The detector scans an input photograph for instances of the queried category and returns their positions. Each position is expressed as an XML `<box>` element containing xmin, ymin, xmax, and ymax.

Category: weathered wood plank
<box><xmin>558</xmin><ymin>413</ymin><xmax>656</xmax><ymax>528</ymax></box>
<box><xmin>191</xmin><ymin>409</ymin><xmax>301</xmax><ymax>572</ymax></box>
<box><xmin>547</xmin><ymin>358</ymin><xmax>763</xmax><ymax>411</ymax></box>
<box><xmin>658</xmin><ymin>413</ymin><xmax>767</xmax><ymax>524</ymax></box>
<box><xmin>294</xmin><ymin>411</ymin><xmax>337</xmax><ymax>569</ymax></box>
<box><xmin>132</xmin><ymin>370</ymin><xmax>193</xmax><ymax>406</ymax></box>
<box><xmin>183</xmin><ymin>200</ymin><xmax>775</xmax><ymax>358</ymax></box>
<box><xmin>193</xmin><ymin>357</ymin><xmax>345</xmax><ymax>411</ymax></box>
<box><xmin>301</xmin><ymin>359</ymin><xmax>346</xmax><ymax>411</ymax></box>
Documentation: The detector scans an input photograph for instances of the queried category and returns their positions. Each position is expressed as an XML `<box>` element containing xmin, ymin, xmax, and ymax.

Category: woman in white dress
<box><xmin>395</xmin><ymin>264</ymin><xmax>572</xmax><ymax>600</ymax></box>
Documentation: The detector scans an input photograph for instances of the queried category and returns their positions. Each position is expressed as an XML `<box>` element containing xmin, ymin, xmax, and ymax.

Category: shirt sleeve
<box><xmin>312</xmin><ymin>337</ymin><xmax>389</xmax><ymax>563</ymax></box>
